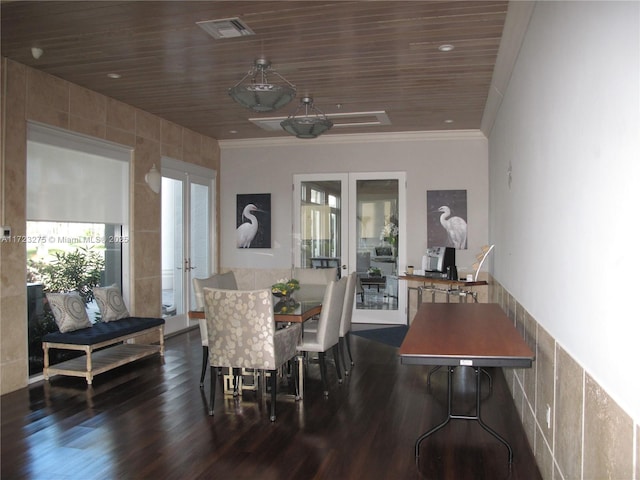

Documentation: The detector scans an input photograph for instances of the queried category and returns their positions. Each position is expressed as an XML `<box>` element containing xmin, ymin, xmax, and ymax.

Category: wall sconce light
<box><xmin>145</xmin><ymin>164</ymin><xmax>161</xmax><ymax>194</ymax></box>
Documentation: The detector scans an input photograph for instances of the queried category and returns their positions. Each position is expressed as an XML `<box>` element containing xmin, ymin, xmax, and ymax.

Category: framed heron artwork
<box><xmin>427</xmin><ymin>189</ymin><xmax>467</xmax><ymax>249</ymax></box>
<box><xmin>236</xmin><ymin>193</ymin><xmax>271</xmax><ymax>248</ymax></box>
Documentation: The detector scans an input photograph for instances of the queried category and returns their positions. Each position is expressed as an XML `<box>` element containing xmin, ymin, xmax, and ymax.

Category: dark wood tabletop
<box><xmin>399</xmin><ymin>303</ymin><xmax>534</xmax><ymax>368</ymax></box>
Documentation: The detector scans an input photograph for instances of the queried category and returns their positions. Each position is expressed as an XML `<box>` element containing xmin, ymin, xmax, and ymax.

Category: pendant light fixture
<box><xmin>228</xmin><ymin>57</ymin><xmax>296</xmax><ymax>112</ymax></box>
<box><xmin>280</xmin><ymin>97</ymin><xmax>333</xmax><ymax>139</ymax></box>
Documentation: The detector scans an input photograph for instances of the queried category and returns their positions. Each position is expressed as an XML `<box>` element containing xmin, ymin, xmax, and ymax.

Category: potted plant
<box><xmin>368</xmin><ymin>267</ymin><xmax>382</xmax><ymax>277</ymax></box>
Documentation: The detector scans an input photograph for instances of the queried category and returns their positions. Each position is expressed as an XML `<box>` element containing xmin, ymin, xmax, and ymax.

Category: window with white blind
<box><xmin>25</xmin><ymin>123</ymin><xmax>132</xmax><ymax>376</ymax></box>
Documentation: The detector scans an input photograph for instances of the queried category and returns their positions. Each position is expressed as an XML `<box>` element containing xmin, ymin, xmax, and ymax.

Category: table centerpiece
<box><xmin>271</xmin><ymin>278</ymin><xmax>300</xmax><ymax>313</ymax></box>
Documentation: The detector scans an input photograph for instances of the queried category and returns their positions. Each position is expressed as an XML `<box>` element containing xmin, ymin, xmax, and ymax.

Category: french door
<box><xmin>293</xmin><ymin>172</ymin><xmax>406</xmax><ymax>325</ymax></box>
<box><xmin>161</xmin><ymin>158</ymin><xmax>215</xmax><ymax>335</ymax></box>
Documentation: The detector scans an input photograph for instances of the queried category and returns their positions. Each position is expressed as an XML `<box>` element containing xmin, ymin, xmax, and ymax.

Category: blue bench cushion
<box><xmin>43</xmin><ymin>317</ymin><xmax>165</xmax><ymax>345</ymax></box>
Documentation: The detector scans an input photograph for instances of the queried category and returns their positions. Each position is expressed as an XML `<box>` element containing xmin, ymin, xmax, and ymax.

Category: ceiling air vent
<box><xmin>196</xmin><ymin>17</ymin><xmax>255</xmax><ymax>39</ymax></box>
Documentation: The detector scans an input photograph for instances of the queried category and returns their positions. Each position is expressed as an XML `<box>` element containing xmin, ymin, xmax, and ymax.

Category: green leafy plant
<box><xmin>37</xmin><ymin>246</ymin><xmax>104</xmax><ymax>304</ymax></box>
<box><xmin>271</xmin><ymin>278</ymin><xmax>300</xmax><ymax>297</ymax></box>
<box><xmin>26</xmin><ymin>247</ymin><xmax>104</xmax><ymax>374</ymax></box>
<box><xmin>368</xmin><ymin>267</ymin><xmax>382</xmax><ymax>276</ymax></box>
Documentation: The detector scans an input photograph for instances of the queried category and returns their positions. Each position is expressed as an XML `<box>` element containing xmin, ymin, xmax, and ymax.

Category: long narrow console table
<box><xmin>398</xmin><ymin>274</ymin><xmax>488</xmax><ymax>323</ymax></box>
<box><xmin>399</xmin><ymin>303</ymin><xmax>534</xmax><ymax>465</ymax></box>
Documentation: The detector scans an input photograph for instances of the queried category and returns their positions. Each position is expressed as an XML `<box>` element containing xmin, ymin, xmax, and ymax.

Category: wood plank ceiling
<box><xmin>1</xmin><ymin>1</ymin><xmax>510</xmax><ymax>140</ymax></box>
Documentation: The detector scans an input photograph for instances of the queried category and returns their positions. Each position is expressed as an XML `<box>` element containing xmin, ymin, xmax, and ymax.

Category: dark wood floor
<box><xmin>1</xmin><ymin>328</ymin><xmax>542</xmax><ymax>480</ymax></box>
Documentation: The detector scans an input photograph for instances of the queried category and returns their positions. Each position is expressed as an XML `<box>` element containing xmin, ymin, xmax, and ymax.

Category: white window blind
<box><xmin>27</xmin><ymin>123</ymin><xmax>131</xmax><ymax>224</ymax></box>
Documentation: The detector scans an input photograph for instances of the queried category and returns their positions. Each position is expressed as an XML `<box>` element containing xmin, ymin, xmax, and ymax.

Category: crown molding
<box><xmin>219</xmin><ymin>129</ymin><xmax>487</xmax><ymax>150</ymax></box>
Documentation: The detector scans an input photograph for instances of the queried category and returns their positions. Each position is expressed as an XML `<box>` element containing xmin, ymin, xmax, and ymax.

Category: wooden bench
<box><xmin>42</xmin><ymin>317</ymin><xmax>165</xmax><ymax>385</ymax></box>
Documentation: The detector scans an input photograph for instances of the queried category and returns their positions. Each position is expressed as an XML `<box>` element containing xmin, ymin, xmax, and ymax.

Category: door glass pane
<box><xmin>189</xmin><ymin>181</ymin><xmax>210</xmax><ymax>310</ymax></box>
<box><xmin>299</xmin><ymin>180</ymin><xmax>341</xmax><ymax>270</ymax></box>
<box><xmin>161</xmin><ymin>177</ymin><xmax>183</xmax><ymax>317</ymax></box>
<box><xmin>356</xmin><ymin>179</ymin><xmax>399</xmax><ymax>311</ymax></box>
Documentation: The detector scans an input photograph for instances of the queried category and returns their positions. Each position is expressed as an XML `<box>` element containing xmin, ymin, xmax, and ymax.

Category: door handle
<box><xmin>184</xmin><ymin>258</ymin><xmax>196</xmax><ymax>271</ymax></box>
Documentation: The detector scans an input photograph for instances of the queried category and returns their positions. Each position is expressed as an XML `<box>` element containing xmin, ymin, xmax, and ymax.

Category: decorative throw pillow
<box><xmin>93</xmin><ymin>284</ymin><xmax>130</xmax><ymax>322</ymax></box>
<box><xmin>46</xmin><ymin>292</ymin><xmax>92</xmax><ymax>333</ymax></box>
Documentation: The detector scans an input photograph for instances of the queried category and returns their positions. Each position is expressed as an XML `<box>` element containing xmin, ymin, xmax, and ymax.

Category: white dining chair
<box><xmin>338</xmin><ymin>272</ymin><xmax>358</xmax><ymax>375</ymax></box>
<box><xmin>296</xmin><ymin>276</ymin><xmax>347</xmax><ymax>397</ymax></box>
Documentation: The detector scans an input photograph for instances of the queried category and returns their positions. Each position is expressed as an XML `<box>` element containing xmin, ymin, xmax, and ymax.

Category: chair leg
<box><xmin>340</xmin><ymin>335</ymin><xmax>354</xmax><ymax>374</ymax></box>
<box><xmin>345</xmin><ymin>332</ymin><xmax>354</xmax><ymax>366</ymax></box>
<box><xmin>232</xmin><ymin>367</ymin><xmax>241</xmax><ymax>397</ymax></box>
<box><xmin>319</xmin><ymin>352</ymin><xmax>329</xmax><ymax>396</ymax></box>
<box><xmin>269</xmin><ymin>369</ymin><xmax>277</xmax><ymax>422</ymax></box>
<box><xmin>292</xmin><ymin>357</ymin><xmax>299</xmax><ymax>399</ymax></box>
<box><xmin>333</xmin><ymin>345</ymin><xmax>343</xmax><ymax>384</ymax></box>
<box><xmin>208</xmin><ymin>365</ymin><xmax>216</xmax><ymax>416</ymax></box>
<box><xmin>200</xmin><ymin>346</ymin><xmax>208</xmax><ymax>388</ymax></box>
<box><xmin>338</xmin><ymin>338</ymin><xmax>349</xmax><ymax>376</ymax></box>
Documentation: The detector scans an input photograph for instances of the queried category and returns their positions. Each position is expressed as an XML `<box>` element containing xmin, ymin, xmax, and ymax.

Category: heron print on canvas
<box><xmin>426</xmin><ymin>190</ymin><xmax>467</xmax><ymax>250</ymax></box>
<box><xmin>236</xmin><ymin>193</ymin><xmax>271</xmax><ymax>248</ymax></box>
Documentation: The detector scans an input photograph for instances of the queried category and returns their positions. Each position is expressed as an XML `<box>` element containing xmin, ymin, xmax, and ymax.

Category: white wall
<box><xmin>489</xmin><ymin>1</ymin><xmax>640</xmax><ymax>421</ymax></box>
<box><xmin>220</xmin><ymin>132</ymin><xmax>489</xmax><ymax>273</ymax></box>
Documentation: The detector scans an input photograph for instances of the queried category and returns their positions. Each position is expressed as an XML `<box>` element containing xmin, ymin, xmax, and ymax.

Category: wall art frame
<box><xmin>236</xmin><ymin>193</ymin><xmax>271</xmax><ymax>248</ymax></box>
<box><xmin>427</xmin><ymin>189</ymin><xmax>467</xmax><ymax>249</ymax></box>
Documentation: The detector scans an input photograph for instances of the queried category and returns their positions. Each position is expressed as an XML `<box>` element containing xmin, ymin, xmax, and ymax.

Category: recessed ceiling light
<box><xmin>438</xmin><ymin>44</ymin><xmax>455</xmax><ymax>52</ymax></box>
<box><xmin>107</xmin><ymin>73</ymin><xmax>121</xmax><ymax>79</ymax></box>
<box><xmin>229</xmin><ymin>130</ymin><xmax>238</xmax><ymax>134</ymax></box>
<box><xmin>31</xmin><ymin>47</ymin><xmax>44</xmax><ymax>59</ymax></box>
<box><xmin>444</xmin><ymin>119</ymin><xmax>454</xmax><ymax>124</ymax></box>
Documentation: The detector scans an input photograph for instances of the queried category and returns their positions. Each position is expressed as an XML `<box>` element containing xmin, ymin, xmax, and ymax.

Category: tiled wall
<box><xmin>0</xmin><ymin>59</ymin><xmax>220</xmax><ymax>394</ymax></box>
<box><xmin>490</xmin><ymin>277</ymin><xmax>639</xmax><ymax>480</ymax></box>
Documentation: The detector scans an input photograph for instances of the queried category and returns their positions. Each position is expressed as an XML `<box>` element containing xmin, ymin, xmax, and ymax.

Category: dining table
<box><xmin>399</xmin><ymin>302</ymin><xmax>534</xmax><ymax>465</ymax></box>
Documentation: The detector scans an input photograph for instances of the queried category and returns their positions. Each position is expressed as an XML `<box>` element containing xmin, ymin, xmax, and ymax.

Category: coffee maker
<box><xmin>422</xmin><ymin>247</ymin><xmax>457</xmax><ymax>279</ymax></box>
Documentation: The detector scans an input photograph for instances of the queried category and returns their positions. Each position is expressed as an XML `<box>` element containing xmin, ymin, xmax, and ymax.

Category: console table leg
<box><xmin>474</xmin><ymin>367</ymin><xmax>513</xmax><ymax>463</ymax></box>
<box><xmin>415</xmin><ymin>366</ymin><xmax>454</xmax><ymax>465</ymax></box>
<box><xmin>415</xmin><ymin>366</ymin><xmax>513</xmax><ymax>467</ymax></box>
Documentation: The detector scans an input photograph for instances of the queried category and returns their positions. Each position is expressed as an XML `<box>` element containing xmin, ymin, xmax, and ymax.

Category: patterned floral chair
<box><xmin>192</xmin><ymin>272</ymin><xmax>238</xmax><ymax>387</ymax></box>
<box><xmin>203</xmin><ymin>287</ymin><xmax>301</xmax><ymax>421</ymax></box>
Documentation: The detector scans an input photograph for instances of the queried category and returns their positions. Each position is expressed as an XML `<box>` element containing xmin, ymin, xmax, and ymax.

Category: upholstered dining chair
<box><xmin>297</xmin><ymin>276</ymin><xmax>347</xmax><ymax>397</ymax></box>
<box><xmin>338</xmin><ymin>272</ymin><xmax>358</xmax><ymax>375</ymax></box>
<box><xmin>203</xmin><ymin>287</ymin><xmax>301</xmax><ymax>421</ymax></box>
<box><xmin>306</xmin><ymin>272</ymin><xmax>357</xmax><ymax>374</ymax></box>
<box><xmin>192</xmin><ymin>271</ymin><xmax>238</xmax><ymax>387</ymax></box>
<box><xmin>297</xmin><ymin>266</ymin><xmax>340</xmax><ymax>334</ymax></box>
<box><xmin>292</xmin><ymin>266</ymin><xmax>338</xmax><ymax>302</ymax></box>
